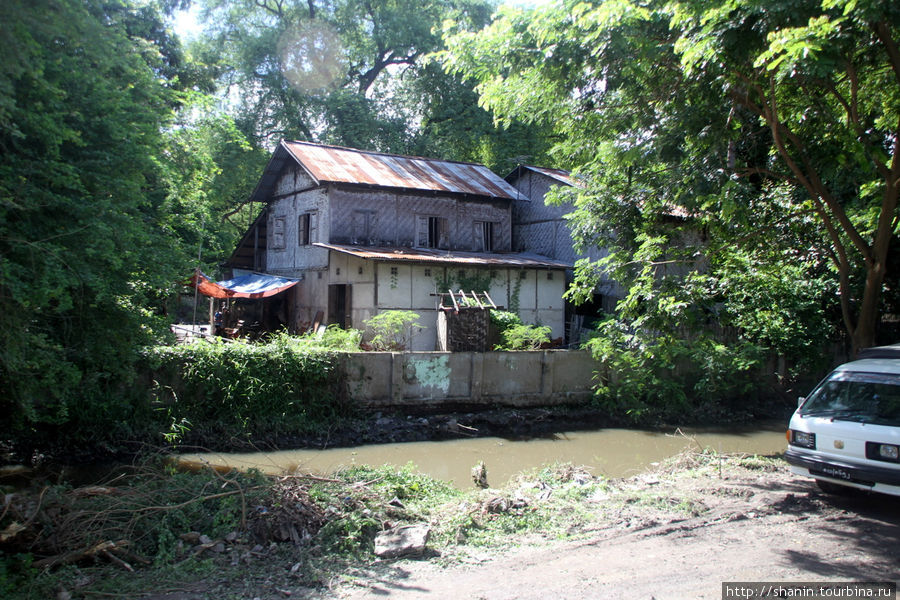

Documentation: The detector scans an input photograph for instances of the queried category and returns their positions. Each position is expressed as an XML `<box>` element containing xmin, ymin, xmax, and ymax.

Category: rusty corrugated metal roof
<box><xmin>523</xmin><ymin>166</ymin><xmax>579</xmax><ymax>187</ymax></box>
<box><xmin>314</xmin><ymin>243</ymin><xmax>571</xmax><ymax>269</ymax></box>
<box><xmin>282</xmin><ymin>141</ymin><xmax>519</xmax><ymax>199</ymax></box>
<box><xmin>505</xmin><ymin>165</ymin><xmax>581</xmax><ymax>188</ymax></box>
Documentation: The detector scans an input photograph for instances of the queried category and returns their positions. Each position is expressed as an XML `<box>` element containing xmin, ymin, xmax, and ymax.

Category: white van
<box><xmin>786</xmin><ymin>344</ymin><xmax>900</xmax><ymax>496</ymax></box>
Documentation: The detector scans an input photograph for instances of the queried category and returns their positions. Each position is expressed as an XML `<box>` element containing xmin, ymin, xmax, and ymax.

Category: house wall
<box><xmin>510</xmin><ymin>169</ymin><xmax>620</xmax><ymax>303</ymax></box>
<box><xmin>327</xmin><ymin>187</ymin><xmax>512</xmax><ymax>252</ymax></box>
<box><xmin>266</xmin><ymin>167</ymin><xmax>330</xmax><ymax>274</ymax></box>
<box><xmin>280</xmin><ymin>258</ymin><xmax>567</xmax><ymax>350</ymax></box>
<box><xmin>370</xmin><ymin>263</ymin><xmax>566</xmax><ymax>351</ymax></box>
<box><xmin>511</xmin><ymin>169</ymin><xmax>578</xmax><ymax>264</ymax></box>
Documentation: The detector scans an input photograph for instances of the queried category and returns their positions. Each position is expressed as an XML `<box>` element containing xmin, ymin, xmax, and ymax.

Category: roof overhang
<box><xmin>314</xmin><ymin>243</ymin><xmax>571</xmax><ymax>269</ymax></box>
<box><xmin>190</xmin><ymin>271</ymin><xmax>302</xmax><ymax>299</ymax></box>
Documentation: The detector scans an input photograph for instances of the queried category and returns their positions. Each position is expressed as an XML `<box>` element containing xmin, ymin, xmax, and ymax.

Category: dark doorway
<box><xmin>328</xmin><ymin>284</ymin><xmax>351</xmax><ymax>328</ymax></box>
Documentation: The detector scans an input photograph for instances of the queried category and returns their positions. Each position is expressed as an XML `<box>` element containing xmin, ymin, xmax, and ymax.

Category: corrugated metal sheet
<box><xmin>314</xmin><ymin>242</ymin><xmax>571</xmax><ymax>269</ymax></box>
<box><xmin>522</xmin><ymin>166</ymin><xmax>579</xmax><ymax>187</ymax></box>
<box><xmin>282</xmin><ymin>141</ymin><xmax>519</xmax><ymax>200</ymax></box>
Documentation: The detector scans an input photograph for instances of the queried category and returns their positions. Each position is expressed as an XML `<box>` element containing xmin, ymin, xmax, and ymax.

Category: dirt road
<box><xmin>339</xmin><ymin>459</ymin><xmax>900</xmax><ymax>599</ymax></box>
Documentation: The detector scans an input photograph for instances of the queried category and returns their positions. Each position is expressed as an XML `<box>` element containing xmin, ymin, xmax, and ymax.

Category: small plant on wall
<box><xmin>364</xmin><ymin>310</ymin><xmax>423</xmax><ymax>350</ymax></box>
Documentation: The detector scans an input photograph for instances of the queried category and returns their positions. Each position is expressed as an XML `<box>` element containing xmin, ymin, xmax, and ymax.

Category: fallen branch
<box><xmin>101</xmin><ymin>549</ymin><xmax>133</xmax><ymax>572</ymax></box>
<box><xmin>33</xmin><ymin>539</ymin><xmax>130</xmax><ymax>570</ymax></box>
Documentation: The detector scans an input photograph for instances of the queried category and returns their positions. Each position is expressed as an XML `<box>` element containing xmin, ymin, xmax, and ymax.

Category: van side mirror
<box><xmin>797</xmin><ymin>396</ymin><xmax>805</xmax><ymax>409</ymax></box>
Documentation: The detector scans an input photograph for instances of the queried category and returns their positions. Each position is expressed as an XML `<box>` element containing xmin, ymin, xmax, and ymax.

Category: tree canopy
<box><xmin>0</xmin><ymin>0</ymin><xmax>194</xmax><ymax>433</ymax></box>
<box><xmin>189</xmin><ymin>0</ymin><xmax>549</xmax><ymax>170</ymax></box>
<box><xmin>441</xmin><ymin>0</ymin><xmax>900</xmax><ymax>356</ymax></box>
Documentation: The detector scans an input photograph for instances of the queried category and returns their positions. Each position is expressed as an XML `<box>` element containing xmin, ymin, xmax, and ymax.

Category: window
<box><xmin>390</xmin><ymin>266</ymin><xmax>398</xmax><ymax>276</ymax></box>
<box><xmin>547</xmin><ymin>271</ymin><xmax>553</xmax><ymax>280</ymax></box>
<box><xmin>474</xmin><ymin>221</ymin><xmax>496</xmax><ymax>252</ymax></box>
<box><xmin>424</xmin><ymin>268</ymin><xmax>431</xmax><ymax>277</ymax></box>
<box><xmin>352</xmin><ymin>210</ymin><xmax>375</xmax><ymax>245</ymax></box>
<box><xmin>272</xmin><ymin>217</ymin><xmax>286</xmax><ymax>249</ymax></box>
<box><xmin>298</xmin><ymin>213</ymin><xmax>311</xmax><ymax>246</ymax></box>
<box><xmin>416</xmin><ymin>215</ymin><xmax>449</xmax><ymax>249</ymax></box>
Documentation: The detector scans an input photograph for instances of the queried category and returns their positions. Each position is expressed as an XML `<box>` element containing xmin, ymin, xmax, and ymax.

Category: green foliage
<box><xmin>159</xmin><ymin>100</ymin><xmax>269</xmax><ymax>266</ymax></box>
<box><xmin>363</xmin><ymin>310</ymin><xmax>423</xmax><ymax>351</ymax></box>
<box><xmin>583</xmin><ymin>319</ymin><xmax>765</xmax><ymax>424</ymax></box>
<box><xmin>0</xmin><ymin>0</ymin><xmax>193</xmax><ymax>440</ymax></box>
<box><xmin>0</xmin><ymin>553</ymin><xmax>35</xmax><ymax>599</ymax></box>
<box><xmin>312</xmin><ymin>464</ymin><xmax>459</xmax><ymax>556</ymax></box>
<box><xmin>441</xmin><ymin>0</ymin><xmax>899</xmax><ymax>353</ymax></box>
<box><xmin>192</xmin><ymin>0</ymin><xmax>522</xmax><ymax>163</ymax></box>
<box><xmin>496</xmin><ymin>324</ymin><xmax>551</xmax><ymax>351</ymax></box>
<box><xmin>312</xmin><ymin>325</ymin><xmax>364</xmax><ymax>351</ymax></box>
<box><xmin>489</xmin><ymin>310</ymin><xmax>523</xmax><ymax>332</ymax></box>
<box><xmin>145</xmin><ymin>336</ymin><xmax>346</xmax><ymax>441</ymax></box>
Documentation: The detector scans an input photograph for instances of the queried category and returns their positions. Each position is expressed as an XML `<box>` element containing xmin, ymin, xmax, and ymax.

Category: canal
<box><xmin>178</xmin><ymin>423</ymin><xmax>788</xmax><ymax>488</ymax></box>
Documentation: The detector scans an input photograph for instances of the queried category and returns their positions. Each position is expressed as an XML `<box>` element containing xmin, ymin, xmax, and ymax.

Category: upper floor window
<box><xmin>298</xmin><ymin>212</ymin><xmax>314</xmax><ymax>246</ymax></box>
<box><xmin>352</xmin><ymin>210</ymin><xmax>376</xmax><ymax>245</ymax></box>
<box><xmin>474</xmin><ymin>221</ymin><xmax>496</xmax><ymax>252</ymax></box>
<box><xmin>416</xmin><ymin>215</ymin><xmax>449</xmax><ymax>249</ymax></box>
<box><xmin>272</xmin><ymin>216</ymin><xmax>286</xmax><ymax>250</ymax></box>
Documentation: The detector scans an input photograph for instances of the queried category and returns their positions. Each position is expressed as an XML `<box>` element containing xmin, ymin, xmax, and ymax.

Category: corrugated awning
<box><xmin>314</xmin><ymin>243</ymin><xmax>571</xmax><ymax>269</ymax></box>
<box><xmin>190</xmin><ymin>271</ymin><xmax>300</xmax><ymax>299</ymax></box>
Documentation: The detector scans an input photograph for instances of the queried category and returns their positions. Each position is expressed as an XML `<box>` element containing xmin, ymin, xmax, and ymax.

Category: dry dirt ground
<box><xmin>336</xmin><ymin>458</ymin><xmax>900</xmax><ymax>600</ymax></box>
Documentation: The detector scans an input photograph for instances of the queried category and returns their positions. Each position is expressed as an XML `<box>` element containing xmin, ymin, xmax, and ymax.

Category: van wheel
<box><xmin>815</xmin><ymin>480</ymin><xmax>852</xmax><ymax>495</ymax></box>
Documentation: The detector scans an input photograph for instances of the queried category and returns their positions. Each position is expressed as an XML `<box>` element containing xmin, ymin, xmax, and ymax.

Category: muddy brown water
<box><xmin>177</xmin><ymin>424</ymin><xmax>788</xmax><ymax>488</ymax></box>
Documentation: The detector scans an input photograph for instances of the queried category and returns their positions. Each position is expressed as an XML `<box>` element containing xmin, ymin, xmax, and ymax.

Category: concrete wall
<box><xmin>341</xmin><ymin>350</ymin><xmax>597</xmax><ymax>409</ymax></box>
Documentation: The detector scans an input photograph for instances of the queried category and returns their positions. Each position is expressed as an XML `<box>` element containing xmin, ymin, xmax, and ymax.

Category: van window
<box><xmin>801</xmin><ymin>371</ymin><xmax>900</xmax><ymax>426</ymax></box>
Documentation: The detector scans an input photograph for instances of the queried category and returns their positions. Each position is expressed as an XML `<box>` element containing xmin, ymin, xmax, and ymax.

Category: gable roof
<box><xmin>249</xmin><ymin>140</ymin><xmax>519</xmax><ymax>202</ymax></box>
<box><xmin>505</xmin><ymin>165</ymin><xmax>579</xmax><ymax>188</ymax></box>
<box><xmin>506</xmin><ymin>164</ymin><xmax>692</xmax><ymax>219</ymax></box>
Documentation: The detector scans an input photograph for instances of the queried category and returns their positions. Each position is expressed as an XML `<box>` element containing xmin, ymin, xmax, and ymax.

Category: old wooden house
<box><xmin>505</xmin><ymin>165</ymin><xmax>621</xmax><ymax>318</ymax></box>
<box><xmin>226</xmin><ymin>141</ymin><xmax>569</xmax><ymax>350</ymax></box>
<box><xmin>505</xmin><ymin>165</ymin><xmax>703</xmax><ymax>339</ymax></box>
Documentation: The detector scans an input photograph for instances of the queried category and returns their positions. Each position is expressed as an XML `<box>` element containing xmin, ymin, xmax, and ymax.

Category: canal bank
<box><xmin>9</xmin><ymin>449</ymin><xmax>898</xmax><ymax>600</ymax></box>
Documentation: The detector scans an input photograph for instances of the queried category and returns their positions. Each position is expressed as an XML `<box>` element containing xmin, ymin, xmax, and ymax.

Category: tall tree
<box><xmin>0</xmin><ymin>0</ymin><xmax>190</xmax><ymax>434</ymax></box>
<box><xmin>190</xmin><ymin>0</ymin><xmax>548</xmax><ymax>167</ymax></box>
<box><xmin>441</xmin><ymin>0</ymin><xmax>900</xmax><ymax>354</ymax></box>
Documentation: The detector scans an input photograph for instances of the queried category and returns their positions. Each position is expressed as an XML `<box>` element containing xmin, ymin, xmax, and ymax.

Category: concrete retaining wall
<box><xmin>340</xmin><ymin>350</ymin><xmax>597</xmax><ymax>409</ymax></box>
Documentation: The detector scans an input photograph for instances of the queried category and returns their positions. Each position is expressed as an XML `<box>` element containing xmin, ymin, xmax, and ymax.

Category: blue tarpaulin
<box><xmin>191</xmin><ymin>271</ymin><xmax>300</xmax><ymax>299</ymax></box>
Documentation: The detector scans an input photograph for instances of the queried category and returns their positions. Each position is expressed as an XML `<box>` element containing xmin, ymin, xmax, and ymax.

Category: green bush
<box><xmin>583</xmin><ymin>318</ymin><xmax>764</xmax><ymax>424</ymax></box>
<box><xmin>496</xmin><ymin>324</ymin><xmax>552</xmax><ymax>350</ymax></box>
<box><xmin>363</xmin><ymin>310</ymin><xmax>422</xmax><ymax>350</ymax></box>
<box><xmin>489</xmin><ymin>310</ymin><xmax>523</xmax><ymax>332</ymax></box>
<box><xmin>145</xmin><ymin>334</ymin><xmax>346</xmax><ymax>442</ymax></box>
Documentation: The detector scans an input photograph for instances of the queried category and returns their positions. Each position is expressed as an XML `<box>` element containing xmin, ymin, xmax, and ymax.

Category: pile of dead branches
<box><xmin>247</xmin><ymin>476</ymin><xmax>327</xmax><ymax>545</ymax></box>
<box><xmin>0</xmin><ymin>461</ymin><xmax>270</xmax><ymax>571</ymax></box>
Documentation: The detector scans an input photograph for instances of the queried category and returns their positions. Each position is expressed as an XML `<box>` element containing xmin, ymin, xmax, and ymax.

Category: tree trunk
<box><xmin>852</xmin><ymin>261</ymin><xmax>885</xmax><ymax>355</ymax></box>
